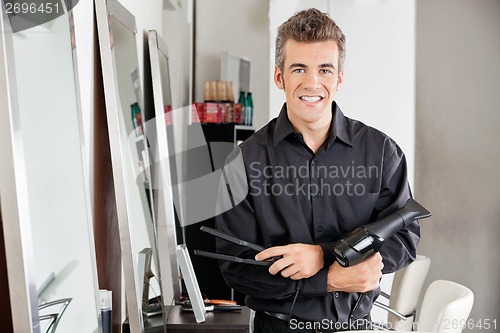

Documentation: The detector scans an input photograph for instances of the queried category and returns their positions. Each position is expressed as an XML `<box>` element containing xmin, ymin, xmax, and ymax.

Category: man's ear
<box><xmin>336</xmin><ymin>68</ymin><xmax>345</xmax><ymax>91</ymax></box>
<box><xmin>274</xmin><ymin>65</ymin><xmax>284</xmax><ymax>90</ymax></box>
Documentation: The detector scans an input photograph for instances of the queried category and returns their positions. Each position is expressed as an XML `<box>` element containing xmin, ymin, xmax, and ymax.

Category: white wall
<box><xmin>416</xmin><ymin>0</ymin><xmax>500</xmax><ymax>327</ymax></box>
<box><xmin>162</xmin><ymin>0</ymin><xmax>193</xmax><ymax>110</ymax></box>
<box><xmin>331</xmin><ymin>1</ymin><xmax>416</xmax><ymax>188</ymax></box>
<box><xmin>194</xmin><ymin>0</ymin><xmax>270</xmax><ymax>130</ymax></box>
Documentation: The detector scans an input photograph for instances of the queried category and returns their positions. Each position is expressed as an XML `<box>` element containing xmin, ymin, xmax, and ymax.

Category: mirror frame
<box><xmin>94</xmin><ymin>0</ymin><xmax>141</xmax><ymax>328</ymax></box>
<box><xmin>147</xmin><ymin>29</ymin><xmax>180</xmax><ymax>305</ymax></box>
<box><xmin>0</xmin><ymin>5</ymin><xmax>40</xmax><ymax>331</ymax></box>
<box><xmin>0</xmin><ymin>2</ymin><xmax>101</xmax><ymax>332</ymax></box>
<box><xmin>95</xmin><ymin>0</ymin><xmax>161</xmax><ymax>331</ymax></box>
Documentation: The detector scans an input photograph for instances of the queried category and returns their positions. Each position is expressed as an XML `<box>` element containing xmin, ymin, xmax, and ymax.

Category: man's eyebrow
<box><xmin>288</xmin><ymin>63</ymin><xmax>337</xmax><ymax>70</ymax></box>
<box><xmin>319</xmin><ymin>63</ymin><xmax>336</xmax><ymax>70</ymax></box>
<box><xmin>289</xmin><ymin>63</ymin><xmax>307</xmax><ymax>69</ymax></box>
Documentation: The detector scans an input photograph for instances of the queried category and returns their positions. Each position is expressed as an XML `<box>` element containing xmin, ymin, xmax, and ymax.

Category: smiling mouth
<box><xmin>300</xmin><ymin>96</ymin><xmax>323</xmax><ymax>103</ymax></box>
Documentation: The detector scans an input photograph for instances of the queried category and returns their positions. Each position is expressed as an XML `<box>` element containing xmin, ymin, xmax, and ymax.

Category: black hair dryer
<box><xmin>332</xmin><ymin>198</ymin><xmax>431</xmax><ymax>268</ymax></box>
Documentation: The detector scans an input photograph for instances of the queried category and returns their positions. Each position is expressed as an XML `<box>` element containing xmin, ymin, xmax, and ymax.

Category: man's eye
<box><xmin>320</xmin><ymin>69</ymin><xmax>332</xmax><ymax>74</ymax></box>
<box><xmin>292</xmin><ymin>68</ymin><xmax>305</xmax><ymax>73</ymax></box>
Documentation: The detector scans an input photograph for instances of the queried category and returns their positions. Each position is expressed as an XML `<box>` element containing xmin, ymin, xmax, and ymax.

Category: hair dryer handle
<box><xmin>332</xmin><ymin>227</ymin><xmax>384</xmax><ymax>267</ymax></box>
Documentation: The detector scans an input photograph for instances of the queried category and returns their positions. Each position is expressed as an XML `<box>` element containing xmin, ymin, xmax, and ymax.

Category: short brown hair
<box><xmin>275</xmin><ymin>8</ymin><xmax>346</xmax><ymax>74</ymax></box>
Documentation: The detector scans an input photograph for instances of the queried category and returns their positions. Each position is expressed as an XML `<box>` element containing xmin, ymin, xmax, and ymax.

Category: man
<box><xmin>215</xmin><ymin>8</ymin><xmax>419</xmax><ymax>332</ymax></box>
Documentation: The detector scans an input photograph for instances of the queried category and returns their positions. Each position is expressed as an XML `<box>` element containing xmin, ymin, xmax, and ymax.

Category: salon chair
<box><xmin>373</xmin><ymin>255</ymin><xmax>431</xmax><ymax>330</ymax></box>
<box><xmin>369</xmin><ymin>279</ymin><xmax>473</xmax><ymax>333</ymax></box>
<box><xmin>417</xmin><ymin>280</ymin><xmax>474</xmax><ymax>333</ymax></box>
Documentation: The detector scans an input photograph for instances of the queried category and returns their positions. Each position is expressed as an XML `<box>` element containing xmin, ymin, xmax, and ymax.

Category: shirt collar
<box><xmin>273</xmin><ymin>103</ymin><xmax>294</xmax><ymax>145</ymax></box>
<box><xmin>273</xmin><ymin>101</ymin><xmax>353</xmax><ymax>147</ymax></box>
<box><xmin>330</xmin><ymin>101</ymin><xmax>353</xmax><ymax>147</ymax></box>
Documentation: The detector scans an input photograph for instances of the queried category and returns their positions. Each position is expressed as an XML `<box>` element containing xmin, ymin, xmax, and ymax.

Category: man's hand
<box><xmin>255</xmin><ymin>244</ymin><xmax>323</xmax><ymax>280</ymax></box>
<box><xmin>327</xmin><ymin>252</ymin><xmax>383</xmax><ymax>293</ymax></box>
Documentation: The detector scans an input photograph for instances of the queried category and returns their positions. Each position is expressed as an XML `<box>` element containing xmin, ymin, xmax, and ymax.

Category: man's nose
<box><xmin>303</xmin><ymin>71</ymin><xmax>321</xmax><ymax>89</ymax></box>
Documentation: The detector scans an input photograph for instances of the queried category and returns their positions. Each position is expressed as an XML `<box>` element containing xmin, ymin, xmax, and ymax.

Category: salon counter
<box><xmin>123</xmin><ymin>305</ymin><xmax>251</xmax><ymax>333</ymax></box>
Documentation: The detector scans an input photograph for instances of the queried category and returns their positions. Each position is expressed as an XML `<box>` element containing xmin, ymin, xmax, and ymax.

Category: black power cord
<box><xmin>286</xmin><ymin>279</ymin><xmax>304</xmax><ymax>332</ymax></box>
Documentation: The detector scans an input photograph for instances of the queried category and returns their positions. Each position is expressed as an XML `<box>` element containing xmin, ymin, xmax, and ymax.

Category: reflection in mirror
<box><xmin>147</xmin><ymin>30</ymin><xmax>181</xmax><ymax>306</ymax></box>
<box><xmin>0</xmin><ymin>3</ymin><xmax>100</xmax><ymax>333</ymax></box>
<box><xmin>95</xmin><ymin>0</ymin><xmax>164</xmax><ymax>331</ymax></box>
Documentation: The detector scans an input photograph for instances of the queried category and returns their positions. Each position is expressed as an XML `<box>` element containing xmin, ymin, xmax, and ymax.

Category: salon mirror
<box><xmin>95</xmin><ymin>0</ymin><xmax>165</xmax><ymax>330</ymax></box>
<box><xmin>0</xmin><ymin>2</ymin><xmax>100</xmax><ymax>333</ymax></box>
<box><xmin>146</xmin><ymin>29</ymin><xmax>181</xmax><ymax>306</ymax></box>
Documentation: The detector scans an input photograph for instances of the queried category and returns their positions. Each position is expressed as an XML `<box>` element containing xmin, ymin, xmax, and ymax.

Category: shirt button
<box><xmin>317</xmin><ymin>226</ymin><xmax>324</xmax><ymax>232</ymax></box>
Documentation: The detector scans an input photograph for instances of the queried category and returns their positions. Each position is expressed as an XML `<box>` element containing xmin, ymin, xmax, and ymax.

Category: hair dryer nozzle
<box><xmin>399</xmin><ymin>198</ymin><xmax>431</xmax><ymax>222</ymax></box>
<box><xmin>364</xmin><ymin>198</ymin><xmax>431</xmax><ymax>239</ymax></box>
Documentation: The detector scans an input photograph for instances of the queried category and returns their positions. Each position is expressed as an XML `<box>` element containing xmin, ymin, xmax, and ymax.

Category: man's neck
<box><xmin>291</xmin><ymin>118</ymin><xmax>331</xmax><ymax>154</ymax></box>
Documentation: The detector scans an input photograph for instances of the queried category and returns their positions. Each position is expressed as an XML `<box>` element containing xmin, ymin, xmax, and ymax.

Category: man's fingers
<box><xmin>367</xmin><ymin>252</ymin><xmax>384</xmax><ymax>271</ymax></box>
<box><xmin>327</xmin><ymin>252</ymin><xmax>385</xmax><ymax>293</ymax></box>
<box><xmin>255</xmin><ymin>245</ymin><xmax>287</xmax><ymax>261</ymax></box>
<box><xmin>268</xmin><ymin>257</ymin><xmax>293</xmax><ymax>275</ymax></box>
<box><xmin>257</xmin><ymin>244</ymin><xmax>323</xmax><ymax>280</ymax></box>
<box><xmin>281</xmin><ymin>265</ymin><xmax>301</xmax><ymax>279</ymax></box>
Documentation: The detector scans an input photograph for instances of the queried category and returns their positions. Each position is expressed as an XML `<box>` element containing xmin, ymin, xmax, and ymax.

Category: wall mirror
<box><xmin>0</xmin><ymin>2</ymin><xmax>101</xmax><ymax>333</ymax></box>
<box><xmin>95</xmin><ymin>0</ymin><xmax>165</xmax><ymax>331</ymax></box>
<box><xmin>147</xmin><ymin>29</ymin><xmax>181</xmax><ymax>307</ymax></box>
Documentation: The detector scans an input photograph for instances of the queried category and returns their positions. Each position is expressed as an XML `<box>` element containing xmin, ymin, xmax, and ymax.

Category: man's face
<box><xmin>274</xmin><ymin>39</ymin><xmax>344</xmax><ymax>128</ymax></box>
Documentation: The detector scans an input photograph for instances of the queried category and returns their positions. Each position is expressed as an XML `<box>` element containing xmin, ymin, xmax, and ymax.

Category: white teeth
<box><xmin>300</xmin><ymin>96</ymin><xmax>322</xmax><ymax>103</ymax></box>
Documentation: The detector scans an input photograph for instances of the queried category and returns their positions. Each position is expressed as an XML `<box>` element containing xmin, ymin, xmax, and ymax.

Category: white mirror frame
<box><xmin>95</xmin><ymin>0</ymin><xmax>162</xmax><ymax>331</ymax></box>
<box><xmin>94</xmin><ymin>0</ymin><xmax>142</xmax><ymax>329</ymax></box>
<box><xmin>147</xmin><ymin>29</ymin><xmax>180</xmax><ymax>306</ymax></box>
<box><xmin>0</xmin><ymin>2</ymin><xmax>101</xmax><ymax>332</ymax></box>
<box><xmin>0</xmin><ymin>6</ymin><xmax>39</xmax><ymax>332</ymax></box>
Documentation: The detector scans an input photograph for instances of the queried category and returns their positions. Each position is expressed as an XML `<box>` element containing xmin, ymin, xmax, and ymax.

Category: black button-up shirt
<box><xmin>215</xmin><ymin>102</ymin><xmax>420</xmax><ymax>324</ymax></box>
